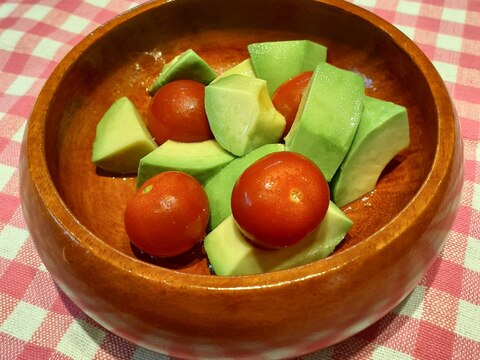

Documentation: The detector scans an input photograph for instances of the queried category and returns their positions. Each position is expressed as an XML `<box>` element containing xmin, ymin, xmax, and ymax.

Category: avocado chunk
<box><xmin>204</xmin><ymin>201</ymin><xmax>352</xmax><ymax>276</ymax></box>
<box><xmin>284</xmin><ymin>62</ymin><xmax>365</xmax><ymax>181</ymax></box>
<box><xmin>331</xmin><ymin>96</ymin><xmax>410</xmax><ymax>207</ymax></box>
<box><xmin>211</xmin><ymin>58</ymin><xmax>255</xmax><ymax>84</ymax></box>
<box><xmin>91</xmin><ymin>97</ymin><xmax>157</xmax><ymax>174</ymax></box>
<box><xmin>248</xmin><ymin>40</ymin><xmax>327</xmax><ymax>95</ymax></box>
<box><xmin>148</xmin><ymin>49</ymin><xmax>217</xmax><ymax>95</ymax></box>
<box><xmin>137</xmin><ymin>139</ymin><xmax>235</xmax><ymax>187</ymax></box>
<box><xmin>205</xmin><ymin>74</ymin><xmax>286</xmax><ymax>156</ymax></box>
<box><xmin>204</xmin><ymin>143</ymin><xmax>285</xmax><ymax>230</ymax></box>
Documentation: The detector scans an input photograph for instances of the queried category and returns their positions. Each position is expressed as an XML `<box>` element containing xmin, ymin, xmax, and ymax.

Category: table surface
<box><xmin>1</xmin><ymin>0</ymin><xmax>479</xmax><ymax>359</ymax></box>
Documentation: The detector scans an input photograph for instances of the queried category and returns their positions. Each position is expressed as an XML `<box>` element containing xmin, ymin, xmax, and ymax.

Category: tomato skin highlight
<box><xmin>124</xmin><ymin>171</ymin><xmax>210</xmax><ymax>257</ymax></box>
<box><xmin>272</xmin><ymin>71</ymin><xmax>313</xmax><ymax>138</ymax></box>
<box><xmin>147</xmin><ymin>79</ymin><xmax>213</xmax><ymax>145</ymax></box>
<box><xmin>231</xmin><ymin>151</ymin><xmax>330</xmax><ymax>249</ymax></box>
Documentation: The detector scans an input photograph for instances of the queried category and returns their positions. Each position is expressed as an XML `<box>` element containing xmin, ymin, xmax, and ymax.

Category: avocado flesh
<box><xmin>137</xmin><ymin>139</ymin><xmax>235</xmax><ymax>187</ymax></box>
<box><xmin>284</xmin><ymin>62</ymin><xmax>365</xmax><ymax>181</ymax></box>
<box><xmin>204</xmin><ymin>201</ymin><xmax>352</xmax><ymax>276</ymax></box>
<box><xmin>205</xmin><ymin>74</ymin><xmax>286</xmax><ymax>156</ymax></box>
<box><xmin>331</xmin><ymin>96</ymin><xmax>410</xmax><ymax>207</ymax></box>
<box><xmin>204</xmin><ymin>143</ymin><xmax>285</xmax><ymax>230</ymax></box>
<box><xmin>211</xmin><ymin>58</ymin><xmax>255</xmax><ymax>84</ymax></box>
<box><xmin>248</xmin><ymin>40</ymin><xmax>327</xmax><ymax>95</ymax></box>
<box><xmin>91</xmin><ymin>97</ymin><xmax>157</xmax><ymax>174</ymax></box>
<box><xmin>148</xmin><ymin>49</ymin><xmax>217</xmax><ymax>95</ymax></box>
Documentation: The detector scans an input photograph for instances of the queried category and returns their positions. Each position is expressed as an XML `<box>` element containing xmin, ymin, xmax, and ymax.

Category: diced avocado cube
<box><xmin>148</xmin><ymin>49</ymin><xmax>217</xmax><ymax>95</ymax></box>
<box><xmin>91</xmin><ymin>97</ymin><xmax>157</xmax><ymax>174</ymax></box>
<box><xmin>137</xmin><ymin>139</ymin><xmax>235</xmax><ymax>187</ymax></box>
<box><xmin>205</xmin><ymin>74</ymin><xmax>286</xmax><ymax>156</ymax></box>
<box><xmin>211</xmin><ymin>58</ymin><xmax>256</xmax><ymax>84</ymax></box>
<box><xmin>285</xmin><ymin>62</ymin><xmax>365</xmax><ymax>181</ymax></box>
<box><xmin>204</xmin><ymin>201</ymin><xmax>352</xmax><ymax>276</ymax></box>
<box><xmin>331</xmin><ymin>96</ymin><xmax>410</xmax><ymax>207</ymax></box>
<box><xmin>248</xmin><ymin>40</ymin><xmax>327</xmax><ymax>95</ymax></box>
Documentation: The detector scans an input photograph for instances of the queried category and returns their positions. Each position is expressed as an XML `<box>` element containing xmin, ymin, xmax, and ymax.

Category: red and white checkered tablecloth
<box><xmin>1</xmin><ymin>0</ymin><xmax>478</xmax><ymax>359</ymax></box>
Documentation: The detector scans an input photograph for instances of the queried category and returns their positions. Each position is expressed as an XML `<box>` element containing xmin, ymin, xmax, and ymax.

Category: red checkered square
<box><xmin>468</xmin><ymin>209</ymin><xmax>480</xmax><ymax>239</ymax></box>
<box><xmin>0</xmin><ymin>261</ymin><xmax>38</xmax><ymax>299</ymax></box>
<box><xmin>462</xmin><ymin>268</ymin><xmax>480</xmax><ymax>305</ymax></box>
<box><xmin>23</xmin><ymin>270</ymin><xmax>61</xmax><ymax>310</ymax></box>
<box><xmin>0</xmin><ymin>139</ymin><xmax>22</xmax><ymax>167</ymax></box>
<box><xmin>7</xmin><ymin>204</ymin><xmax>28</xmax><ymax>229</ymax></box>
<box><xmin>2</xmin><ymin>52</ymin><xmax>30</xmax><ymax>74</ymax></box>
<box><xmin>7</xmin><ymin>96</ymin><xmax>36</xmax><ymax>119</ymax></box>
<box><xmin>450</xmin><ymin>205</ymin><xmax>473</xmax><ymax>235</ymax></box>
<box><xmin>0</xmin><ymin>332</ymin><xmax>25</xmax><ymax>359</ymax></box>
<box><xmin>0</xmin><ymin>256</ymin><xmax>9</xmax><ymax>278</ymax></box>
<box><xmin>459</xmin><ymin>50</ymin><xmax>480</xmax><ymax>69</ymax></box>
<box><xmin>50</xmin><ymin>290</ymin><xmax>85</xmax><ymax>318</ymax></box>
<box><xmin>0</xmin><ymin>115</ymin><xmax>25</xmax><ymax>140</ymax></box>
<box><xmin>17</xmin><ymin>343</ymin><xmax>54</xmax><ymax>360</ymax></box>
<box><xmin>441</xmin><ymin>231</ymin><xmax>469</xmax><ymax>265</ymax></box>
<box><xmin>0</xmin><ymin>192</ymin><xmax>21</xmax><ymax>224</ymax></box>
<box><xmin>453</xmin><ymin>335</ymin><xmax>480</xmax><ymax>358</ymax></box>
<box><xmin>48</xmin><ymin>351</ymin><xmax>77</xmax><ymax>360</ymax></box>
<box><xmin>440</xmin><ymin>19</ymin><xmax>467</xmax><ymax>37</ymax></box>
<box><xmin>455</xmin><ymin>83</ymin><xmax>480</xmax><ymax>103</ymax></box>
<box><xmin>0</xmin><ymin>292</ymin><xmax>19</xmax><ymax>324</ymax></box>
<box><xmin>463</xmin><ymin>159</ymin><xmax>476</xmax><ymax>185</ymax></box>
<box><xmin>92</xmin><ymin>8</ymin><xmax>118</xmax><ymax>24</ymax></box>
<box><xmin>2</xmin><ymin>169</ymin><xmax>21</xmax><ymax>198</ymax></box>
<box><xmin>361</xmin><ymin>312</ymin><xmax>421</xmax><ymax>354</ymax></box>
<box><xmin>464</xmin><ymin>24</ymin><xmax>480</xmax><ymax>41</ymax></box>
<box><xmin>423</xmin><ymin>258</ymin><xmax>464</xmax><ymax>297</ymax></box>
<box><xmin>0</xmin><ymin>136</ymin><xmax>8</xmax><ymax>154</ymax></box>
<box><xmin>434</xmin><ymin>47</ymin><xmax>462</xmax><ymax>65</ymax></box>
<box><xmin>30</xmin><ymin>311</ymin><xmax>73</xmax><ymax>349</ymax></box>
<box><xmin>414</xmin><ymin>321</ymin><xmax>456</xmax><ymax>359</ymax></box>
<box><xmin>422</xmin><ymin>286</ymin><xmax>460</xmax><ymax>330</ymax></box>
<box><xmin>14</xmin><ymin>240</ymin><xmax>43</xmax><ymax>269</ymax></box>
<box><xmin>93</xmin><ymin>331</ymin><xmax>137</xmax><ymax>360</ymax></box>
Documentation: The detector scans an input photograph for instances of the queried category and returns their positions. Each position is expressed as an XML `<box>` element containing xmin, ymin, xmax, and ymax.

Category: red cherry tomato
<box><xmin>231</xmin><ymin>151</ymin><xmax>329</xmax><ymax>249</ymax></box>
<box><xmin>147</xmin><ymin>79</ymin><xmax>213</xmax><ymax>145</ymax></box>
<box><xmin>272</xmin><ymin>71</ymin><xmax>313</xmax><ymax>138</ymax></box>
<box><xmin>124</xmin><ymin>171</ymin><xmax>210</xmax><ymax>257</ymax></box>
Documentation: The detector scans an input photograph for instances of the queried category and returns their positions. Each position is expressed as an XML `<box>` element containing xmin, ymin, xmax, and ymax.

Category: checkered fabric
<box><xmin>1</xmin><ymin>0</ymin><xmax>479</xmax><ymax>359</ymax></box>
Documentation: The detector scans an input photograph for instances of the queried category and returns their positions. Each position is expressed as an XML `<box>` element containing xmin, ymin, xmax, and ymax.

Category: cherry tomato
<box><xmin>124</xmin><ymin>171</ymin><xmax>210</xmax><ymax>257</ymax></box>
<box><xmin>147</xmin><ymin>79</ymin><xmax>213</xmax><ymax>145</ymax></box>
<box><xmin>231</xmin><ymin>151</ymin><xmax>329</xmax><ymax>249</ymax></box>
<box><xmin>272</xmin><ymin>71</ymin><xmax>313</xmax><ymax>138</ymax></box>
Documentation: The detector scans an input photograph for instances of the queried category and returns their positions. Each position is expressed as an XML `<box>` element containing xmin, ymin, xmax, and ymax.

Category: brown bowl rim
<box><xmin>25</xmin><ymin>0</ymin><xmax>457</xmax><ymax>289</ymax></box>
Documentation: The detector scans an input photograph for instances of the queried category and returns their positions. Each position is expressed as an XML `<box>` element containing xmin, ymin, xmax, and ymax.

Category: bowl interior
<box><xmin>44</xmin><ymin>0</ymin><xmax>437</xmax><ymax>274</ymax></box>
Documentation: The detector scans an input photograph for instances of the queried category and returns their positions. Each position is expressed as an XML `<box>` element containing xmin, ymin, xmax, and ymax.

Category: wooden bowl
<box><xmin>19</xmin><ymin>0</ymin><xmax>463</xmax><ymax>358</ymax></box>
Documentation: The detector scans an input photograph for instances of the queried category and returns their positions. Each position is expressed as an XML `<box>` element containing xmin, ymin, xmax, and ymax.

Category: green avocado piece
<box><xmin>211</xmin><ymin>58</ymin><xmax>255</xmax><ymax>84</ymax></box>
<box><xmin>205</xmin><ymin>74</ymin><xmax>286</xmax><ymax>156</ymax></box>
<box><xmin>137</xmin><ymin>139</ymin><xmax>236</xmax><ymax>187</ymax></box>
<box><xmin>284</xmin><ymin>62</ymin><xmax>365</xmax><ymax>181</ymax></box>
<box><xmin>204</xmin><ymin>201</ymin><xmax>352</xmax><ymax>276</ymax></box>
<box><xmin>148</xmin><ymin>49</ymin><xmax>217</xmax><ymax>95</ymax></box>
<box><xmin>91</xmin><ymin>97</ymin><xmax>157</xmax><ymax>174</ymax></box>
<box><xmin>248</xmin><ymin>40</ymin><xmax>327</xmax><ymax>95</ymax></box>
<box><xmin>331</xmin><ymin>96</ymin><xmax>410</xmax><ymax>207</ymax></box>
<box><xmin>204</xmin><ymin>143</ymin><xmax>285</xmax><ymax>230</ymax></box>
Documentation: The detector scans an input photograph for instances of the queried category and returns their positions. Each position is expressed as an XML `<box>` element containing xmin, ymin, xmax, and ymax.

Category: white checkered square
<box><xmin>0</xmin><ymin>225</ymin><xmax>29</xmax><ymax>261</ymax></box>
<box><xmin>0</xmin><ymin>301</ymin><xmax>48</xmax><ymax>341</ymax></box>
<box><xmin>22</xmin><ymin>5</ymin><xmax>52</xmax><ymax>21</ymax></box>
<box><xmin>397</xmin><ymin>1</ymin><xmax>421</xmax><ymax>16</ymax></box>
<box><xmin>60</xmin><ymin>14</ymin><xmax>90</xmax><ymax>34</ymax></box>
<box><xmin>56</xmin><ymin>319</ymin><xmax>107</xmax><ymax>359</ymax></box>
<box><xmin>32</xmin><ymin>37</ymin><xmax>64</xmax><ymax>60</ymax></box>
